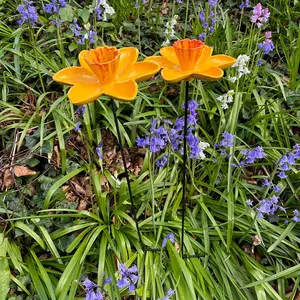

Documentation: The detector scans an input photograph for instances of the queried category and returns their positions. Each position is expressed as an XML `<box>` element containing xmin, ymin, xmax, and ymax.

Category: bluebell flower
<box><xmin>77</xmin><ymin>35</ymin><xmax>85</xmax><ymax>44</ymax></box>
<box><xmin>186</xmin><ymin>99</ymin><xmax>198</xmax><ymax>113</ymax></box>
<box><xmin>44</xmin><ymin>0</ymin><xmax>66</xmax><ymax>14</ymax></box>
<box><xmin>137</xmin><ymin>101</ymin><xmax>209</xmax><ymax>160</ymax></box>
<box><xmin>150</xmin><ymin>135</ymin><xmax>167</xmax><ymax>153</ymax></box>
<box><xmin>220</xmin><ymin>132</ymin><xmax>234</xmax><ymax>147</ymax></box>
<box><xmin>292</xmin><ymin>209</ymin><xmax>300</xmax><ymax>222</ymax></box>
<box><xmin>293</xmin><ymin>144</ymin><xmax>300</xmax><ymax>158</ymax></box>
<box><xmin>203</xmin><ymin>22</ymin><xmax>209</xmax><ymax>29</ymax></box>
<box><xmin>76</xmin><ymin>105</ymin><xmax>86</xmax><ymax>118</ymax></box>
<box><xmin>284</xmin><ymin>220</ymin><xmax>289</xmax><ymax>226</ymax></box>
<box><xmin>240</xmin><ymin>0</ymin><xmax>251</xmax><ymax>9</ymax></box>
<box><xmin>199</xmin><ymin>32</ymin><xmax>206</xmax><ymax>41</ymax></box>
<box><xmin>241</xmin><ymin>146</ymin><xmax>266</xmax><ymax>164</ymax></box>
<box><xmin>83</xmin><ymin>278</ymin><xmax>97</xmax><ymax>290</ymax></box>
<box><xmin>262</xmin><ymin>179</ymin><xmax>270</xmax><ymax>187</ymax></box>
<box><xmin>209</xmin><ymin>0</ymin><xmax>217</xmax><ymax>7</ymax></box>
<box><xmin>136</xmin><ymin>136</ymin><xmax>149</xmax><ymax>147</ymax></box>
<box><xmin>280</xmin><ymin>163</ymin><xmax>290</xmax><ymax>171</ymax></box>
<box><xmin>210</xmin><ymin>17</ymin><xmax>216</xmax><ymax>25</ymax></box>
<box><xmin>134</xmin><ymin>2</ymin><xmax>139</xmax><ymax>8</ymax></box>
<box><xmin>279</xmin><ymin>153</ymin><xmax>295</xmax><ymax>170</ymax></box>
<box><xmin>96</xmin><ymin>142</ymin><xmax>103</xmax><ymax>159</ymax></box>
<box><xmin>85</xmin><ymin>290</ymin><xmax>98</xmax><ymax>300</ymax></box>
<box><xmin>278</xmin><ymin>171</ymin><xmax>287</xmax><ymax>179</ymax></box>
<box><xmin>51</xmin><ymin>18</ymin><xmax>62</xmax><ymax>26</ymax></box>
<box><xmin>258</xmin><ymin>39</ymin><xmax>275</xmax><ymax>55</ymax></box>
<box><xmin>88</xmin><ymin>30</ymin><xmax>97</xmax><ymax>44</ymax></box>
<box><xmin>257</xmin><ymin>59</ymin><xmax>263</xmax><ymax>66</ymax></box>
<box><xmin>158</xmin><ymin>288</ymin><xmax>175</xmax><ymax>300</ymax></box>
<box><xmin>75</xmin><ymin>121</ymin><xmax>81</xmax><ymax>131</ymax></box>
<box><xmin>175</xmin><ymin>118</ymin><xmax>184</xmax><ymax>131</ymax></box>
<box><xmin>209</xmin><ymin>26</ymin><xmax>214</xmax><ymax>33</ymax></box>
<box><xmin>210</xmin><ymin>9</ymin><xmax>214</xmax><ymax>16</ymax></box>
<box><xmin>83</xmin><ymin>278</ymin><xmax>104</xmax><ymax>300</ymax></box>
<box><xmin>163</xmin><ymin>119</ymin><xmax>173</xmax><ymax>125</ymax></box>
<box><xmin>162</xmin><ymin>233</ymin><xmax>175</xmax><ymax>248</ymax></box>
<box><xmin>239</xmin><ymin>160</ymin><xmax>245</xmax><ymax>167</ymax></box>
<box><xmin>17</xmin><ymin>0</ymin><xmax>39</xmax><ymax>26</ymax></box>
<box><xmin>70</xmin><ymin>18</ymin><xmax>82</xmax><ymax>37</ymax></box>
<box><xmin>95</xmin><ymin>7</ymin><xmax>102</xmax><ymax>20</ymax></box>
<box><xmin>199</xmin><ymin>11</ymin><xmax>205</xmax><ymax>23</ymax></box>
<box><xmin>257</xmin><ymin>195</ymin><xmax>286</xmax><ymax>219</ymax></box>
<box><xmin>273</xmin><ymin>185</ymin><xmax>281</xmax><ymax>193</ymax></box>
<box><xmin>156</xmin><ymin>154</ymin><xmax>168</xmax><ymax>168</ymax></box>
<box><xmin>104</xmin><ymin>277</ymin><xmax>112</xmax><ymax>284</ymax></box>
<box><xmin>116</xmin><ymin>264</ymin><xmax>139</xmax><ymax>292</ymax></box>
<box><xmin>220</xmin><ymin>149</ymin><xmax>227</xmax><ymax>156</ymax></box>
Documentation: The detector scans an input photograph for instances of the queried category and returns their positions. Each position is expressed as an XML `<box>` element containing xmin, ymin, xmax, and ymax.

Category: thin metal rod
<box><xmin>181</xmin><ymin>81</ymin><xmax>189</xmax><ymax>257</ymax></box>
<box><xmin>110</xmin><ymin>99</ymin><xmax>144</xmax><ymax>248</ymax></box>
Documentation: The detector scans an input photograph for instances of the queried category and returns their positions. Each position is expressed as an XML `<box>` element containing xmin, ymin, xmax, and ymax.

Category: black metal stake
<box><xmin>110</xmin><ymin>99</ymin><xmax>144</xmax><ymax>248</ymax></box>
<box><xmin>181</xmin><ymin>81</ymin><xmax>189</xmax><ymax>257</ymax></box>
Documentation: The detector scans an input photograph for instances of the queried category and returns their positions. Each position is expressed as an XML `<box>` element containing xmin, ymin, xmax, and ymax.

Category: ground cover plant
<box><xmin>0</xmin><ymin>0</ymin><xmax>300</xmax><ymax>299</ymax></box>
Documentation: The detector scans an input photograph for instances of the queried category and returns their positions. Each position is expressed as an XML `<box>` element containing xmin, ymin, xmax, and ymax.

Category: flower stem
<box><xmin>181</xmin><ymin>80</ymin><xmax>189</xmax><ymax>257</ymax></box>
<box><xmin>110</xmin><ymin>99</ymin><xmax>144</xmax><ymax>248</ymax></box>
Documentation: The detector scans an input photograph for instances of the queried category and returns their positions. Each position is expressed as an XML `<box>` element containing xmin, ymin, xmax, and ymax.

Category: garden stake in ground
<box><xmin>110</xmin><ymin>98</ymin><xmax>144</xmax><ymax>249</ymax></box>
<box><xmin>146</xmin><ymin>38</ymin><xmax>236</xmax><ymax>256</ymax></box>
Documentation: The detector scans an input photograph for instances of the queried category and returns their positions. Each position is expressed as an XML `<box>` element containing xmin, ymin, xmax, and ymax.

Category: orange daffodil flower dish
<box><xmin>145</xmin><ymin>39</ymin><xmax>236</xmax><ymax>83</ymax></box>
<box><xmin>53</xmin><ymin>47</ymin><xmax>160</xmax><ymax>105</ymax></box>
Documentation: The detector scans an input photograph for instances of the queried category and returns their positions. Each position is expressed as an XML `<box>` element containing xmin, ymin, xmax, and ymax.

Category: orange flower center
<box><xmin>173</xmin><ymin>39</ymin><xmax>205</xmax><ymax>71</ymax></box>
<box><xmin>84</xmin><ymin>46</ymin><xmax>120</xmax><ymax>83</ymax></box>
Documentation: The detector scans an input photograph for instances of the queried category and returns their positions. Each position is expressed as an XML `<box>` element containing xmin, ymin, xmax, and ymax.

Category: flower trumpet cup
<box><xmin>53</xmin><ymin>46</ymin><xmax>160</xmax><ymax>105</ymax></box>
<box><xmin>145</xmin><ymin>39</ymin><xmax>236</xmax><ymax>83</ymax></box>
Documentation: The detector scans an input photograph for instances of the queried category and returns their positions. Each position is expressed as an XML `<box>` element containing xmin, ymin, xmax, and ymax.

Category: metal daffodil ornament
<box><xmin>53</xmin><ymin>46</ymin><xmax>160</xmax><ymax>251</ymax></box>
<box><xmin>145</xmin><ymin>39</ymin><xmax>236</xmax><ymax>83</ymax></box>
<box><xmin>53</xmin><ymin>46</ymin><xmax>160</xmax><ymax>105</ymax></box>
<box><xmin>146</xmin><ymin>38</ymin><xmax>236</xmax><ymax>257</ymax></box>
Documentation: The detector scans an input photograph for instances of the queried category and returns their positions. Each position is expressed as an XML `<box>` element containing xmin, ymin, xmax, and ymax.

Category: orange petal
<box><xmin>196</xmin><ymin>45</ymin><xmax>213</xmax><ymax>66</ymax></box>
<box><xmin>53</xmin><ymin>67</ymin><xmax>98</xmax><ymax>85</ymax></box>
<box><xmin>160</xmin><ymin>46</ymin><xmax>180</xmax><ymax>66</ymax></box>
<box><xmin>117</xmin><ymin>61</ymin><xmax>160</xmax><ymax>82</ymax></box>
<box><xmin>79</xmin><ymin>50</ymin><xmax>93</xmax><ymax>73</ymax></box>
<box><xmin>117</xmin><ymin>47</ymin><xmax>139</xmax><ymax>77</ymax></box>
<box><xmin>68</xmin><ymin>83</ymin><xmax>103</xmax><ymax>105</ymax></box>
<box><xmin>192</xmin><ymin>66</ymin><xmax>224</xmax><ymax>81</ymax></box>
<box><xmin>161</xmin><ymin>68</ymin><xmax>192</xmax><ymax>83</ymax></box>
<box><xmin>102</xmin><ymin>80</ymin><xmax>138</xmax><ymax>102</ymax></box>
<box><xmin>144</xmin><ymin>56</ymin><xmax>179</xmax><ymax>70</ymax></box>
<box><xmin>211</xmin><ymin>55</ymin><xmax>236</xmax><ymax>69</ymax></box>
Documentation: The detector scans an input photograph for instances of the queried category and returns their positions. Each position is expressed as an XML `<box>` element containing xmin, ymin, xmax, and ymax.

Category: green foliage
<box><xmin>0</xmin><ymin>0</ymin><xmax>300</xmax><ymax>299</ymax></box>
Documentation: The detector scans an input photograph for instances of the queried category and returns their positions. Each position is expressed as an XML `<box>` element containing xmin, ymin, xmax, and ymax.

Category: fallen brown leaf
<box><xmin>3</xmin><ymin>168</ymin><xmax>13</xmax><ymax>190</ymax></box>
<box><xmin>71</xmin><ymin>180</ymin><xmax>86</xmax><ymax>195</ymax></box>
<box><xmin>13</xmin><ymin>166</ymin><xmax>36</xmax><ymax>177</ymax></box>
<box><xmin>77</xmin><ymin>199</ymin><xmax>88</xmax><ymax>210</ymax></box>
<box><xmin>54</xmin><ymin>145</ymin><xmax>60</xmax><ymax>169</ymax></box>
